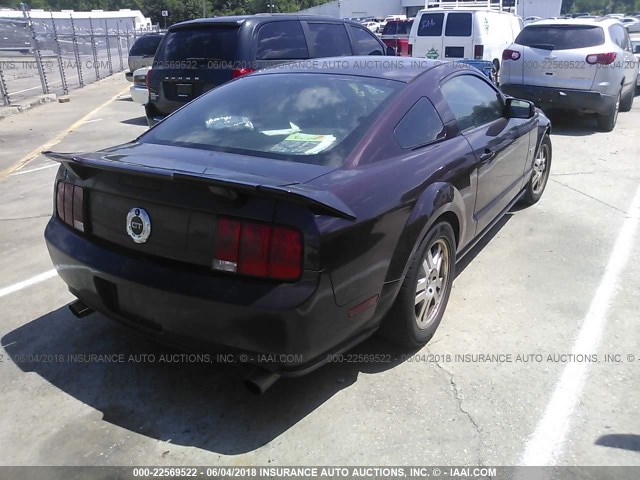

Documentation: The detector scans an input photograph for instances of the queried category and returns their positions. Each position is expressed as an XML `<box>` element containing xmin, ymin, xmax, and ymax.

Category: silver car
<box><xmin>500</xmin><ymin>18</ymin><xmax>638</xmax><ymax>131</ymax></box>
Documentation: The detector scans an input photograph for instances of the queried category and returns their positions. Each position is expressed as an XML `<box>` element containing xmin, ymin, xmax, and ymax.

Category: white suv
<box><xmin>500</xmin><ymin>18</ymin><xmax>639</xmax><ymax>131</ymax></box>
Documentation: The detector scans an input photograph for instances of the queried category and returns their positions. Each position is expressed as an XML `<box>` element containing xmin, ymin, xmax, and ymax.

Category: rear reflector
<box><xmin>502</xmin><ymin>49</ymin><xmax>521</xmax><ymax>61</ymax></box>
<box><xmin>213</xmin><ymin>217</ymin><xmax>303</xmax><ymax>281</ymax></box>
<box><xmin>56</xmin><ymin>181</ymin><xmax>85</xmax><ymax>232</ymax></box>
<box><xmin>586</xmin><ymin>52</ymin><xmax>617</xmax><ymax>65</ymax></box>
<box><xmin>348</xmin><ymin>295</ymin><xmax>379</xmax><ymax>319</ymax></box>
<box><xmin>232</xmin><ymin>68</ymin><xmax>255</xmax><ymax>79</ymax></box>
<box><xmin>474</xmin><ymin>44</ymin><xmax>484</xmax><ymax>59</ymax></box>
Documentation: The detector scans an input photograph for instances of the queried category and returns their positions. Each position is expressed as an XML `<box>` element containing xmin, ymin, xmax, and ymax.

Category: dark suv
<box><xmin>145</xmin><ymin>15</ymin><xmax>393</xmax><ymax>125</ymax></box>
<box><xmin>126</xmin><ymin>33</ymin><xmax>163</xmax><ymax>82</ymax></box>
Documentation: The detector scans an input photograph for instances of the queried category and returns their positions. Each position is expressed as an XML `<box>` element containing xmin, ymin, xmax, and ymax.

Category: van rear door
<box><xmin>442</xmin><ymin>12</ymin><xmax>474</xmax><ymax>59</ymax></box>
<box><xmin>411</xmin><ymin>11</ymin><xmax>445</xmax><ymax>59</ymax></box>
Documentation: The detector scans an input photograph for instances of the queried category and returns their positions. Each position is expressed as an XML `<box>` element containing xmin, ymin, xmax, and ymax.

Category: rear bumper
<box><xmin>501</xmin><ymin>84</ymin><xmax>616</xmax><ymax>114</ymax></box>
<box><xmin>129</xmin><ymin>85</ymin><xmax>148</xmax><ymax>105</ymax></box>
<box><xmin>44</xmin><ymin>218</ymin><xmax>379</xmax><ymax>376</ymax></box>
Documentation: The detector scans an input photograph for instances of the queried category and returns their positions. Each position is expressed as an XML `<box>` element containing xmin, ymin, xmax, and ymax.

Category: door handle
<box><xmin>479</xmin><ymin>149</ymin><xmax>496</xmax><ymax>164</ymax></box>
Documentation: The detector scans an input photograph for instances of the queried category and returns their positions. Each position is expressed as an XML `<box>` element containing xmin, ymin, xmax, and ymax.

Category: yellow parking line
<box><xmin>0</xmin><ymin>86</ymin><xmax>130</xmax><ymax>179</ymax></box>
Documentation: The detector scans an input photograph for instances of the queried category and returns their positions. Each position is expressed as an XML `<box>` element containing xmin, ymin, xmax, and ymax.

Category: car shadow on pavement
<box><xmin>1</xmin><ymin>305</ymin><xmax>401</xmax><ymax>455</ymax></box>
<box><xmin>0</xmin><ymin>207</ymin><xmax>515</xmax><ymax>455</ymax></box>
<box><xmin>544</xmin><ymin>110</ymin><xmax>602</xmax><ymax>137</ymax></box>
<box><xmin>121</xmin><ymin>117</ymin><xmax>148</xmax><ymax>126</ymax></box>
<box><xmin>595</xmin><ymin>434</ymin><xmax>640</xmax><ymax>452</ymax></box>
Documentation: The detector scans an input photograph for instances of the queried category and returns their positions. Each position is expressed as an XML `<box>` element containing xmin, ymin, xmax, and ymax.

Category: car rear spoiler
<box><xmin>44</xmin><ymin>151</ymin><xmax>356</xmax><ymax>221</ymax></box>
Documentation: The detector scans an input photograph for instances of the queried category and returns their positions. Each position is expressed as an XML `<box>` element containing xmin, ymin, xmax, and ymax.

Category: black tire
<box><xmin>378</xmin><ymin>222</ymin><xmax>456</xmax><ymax>349</ymax></box>
<box><xmin>597</xmin><ymin>90</ymin><xmax>620</xmax><ymax>132</ymax></box>
<box><xmin>522</xmin><ymin>134</ymin><xmax>552</xmax><ymax>206</ymax></box>
<box><xmin>620</xmin><ymin>85</ymin><xmax>634</xmax><ymax>112</ymax></box>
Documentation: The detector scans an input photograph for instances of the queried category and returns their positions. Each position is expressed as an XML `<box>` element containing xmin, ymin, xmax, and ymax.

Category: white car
<box><xmin>500</xmin><ymin>18</ymin><xmax>639</xmax><ymax>131</ymax></box>
<box><xmin>631</xmin><ymin>32</ymin><xmax>640</xmax><ymax>90</ymax></box>
<box><xmin>129</xmin><ymin>67</ymin><xmax>150</xmax><ymax>105</ymax></box>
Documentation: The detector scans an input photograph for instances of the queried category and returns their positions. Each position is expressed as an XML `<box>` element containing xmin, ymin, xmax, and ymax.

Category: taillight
<box><xmin>586</xmin><ymin>52</ymin><xmax>617</xmax><ymax>65</ymax></box>
<box><xmin>502</xmin><ymin>49</ymin><xmax>521</xmax><ymax>61</ymax></box>
<box><xmin>212</xmin><ymin>217</ymin><xmax>303</xmax><ymax>281</ymax></box>
<box><xmin>232</xmin><ymin>68</ymin><xmax>255</xmax><ymax>79</ymax></box>
<box><xmin>145</xmin><ymin>69</ymin><xmax>152</xmax><ymax>89</ymax></box>
<box><xmin>474</xmin><ymin>44</ymin><xmax>484</xmax><ymax>59</ymax></box>
<box><xmin>56</xmin><ymin>181</ymin><xmax>85</xmax><ymax>232</ymax></box>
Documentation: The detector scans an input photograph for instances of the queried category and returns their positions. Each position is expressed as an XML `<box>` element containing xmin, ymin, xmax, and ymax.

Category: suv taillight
<box><xmin>145</xmin><ymin>69</ymin><xmax>152</xmax><ymax>89</ymax></box>
<box><xmin>232</xmin><ymin>68</ymin><xmax>255</xmax><ymax>79</ymax></box>
<box><xmin>502</xmin><ymin>49</ymin><xmax>521</xmax><ymax>61</ymax></box>
<box><xmin>474</xmin><ymin>45</ymin><xmax>484</xmax><ymax>59</ymax></box>
<box><xmin>56</xmin><ymin>181</ymin><xmax>85</xmax><ymax>232</ymax></box>
<box><xmin>212</xmin><ymin>217</ymin><xmax>303</xmax><ymax>281</ymax></box>
<box><xmin>586</xmin><ymin>52</ymin><xmax>617</xmax><ymax>65</ymax></box>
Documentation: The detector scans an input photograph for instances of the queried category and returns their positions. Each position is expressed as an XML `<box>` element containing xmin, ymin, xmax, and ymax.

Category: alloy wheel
<box><xmin>415</xmin><ymin>238</ymin><xmax>450</xmax><ymax>329</ymax></box>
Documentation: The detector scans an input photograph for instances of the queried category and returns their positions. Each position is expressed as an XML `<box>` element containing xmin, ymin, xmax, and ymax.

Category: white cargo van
<box><xmin>408</xmin><ymin>0</ymin><xmax>523</xmax><ymax>71</ymax></box>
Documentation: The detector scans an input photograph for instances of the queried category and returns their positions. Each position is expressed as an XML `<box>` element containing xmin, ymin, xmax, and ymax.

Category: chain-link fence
<box><xmin>0</xmin><ymin>11</ymin><xmax>159</xmax><ymax>106</ymax></box>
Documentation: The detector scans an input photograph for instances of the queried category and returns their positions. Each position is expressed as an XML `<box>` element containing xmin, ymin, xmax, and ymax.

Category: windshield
<box><xmin>142</xmin><ymin>73</ymin><xmax>402</xmax><ymax>166</ymax></box>
<box><xmin>129</xmin><ymin>35</ymin><xmax>162</xmax><ymax>56</ymax></box>
<box><xmin>515</xmin><ymin>25</ymin><xmax>605</xmax><ymax>50</ymax></box>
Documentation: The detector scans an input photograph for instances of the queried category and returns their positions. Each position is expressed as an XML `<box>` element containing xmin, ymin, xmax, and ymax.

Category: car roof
<box><xmin>529</xmin><ymin>17</ymin><xmax>621</xmax><ymax>27</ymax></box>
<box><xmin>169</xmin><ymin>14</ymin><xmax>354</xmax><ymax>30</ymax></box>
<box><xmin>250</xmin><ymin>57</ymin><xmax>463</xmax><ymax>83</ymax></box>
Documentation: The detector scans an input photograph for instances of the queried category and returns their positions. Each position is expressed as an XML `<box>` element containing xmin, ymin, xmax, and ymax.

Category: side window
<box><xmin>256</xmin><ymin>21</ymin><xmax>309</xmax><ymax>60</ymax></box>
<box><xmin>441</xmin><ymin>75</ymin><xmax>504</xmax><ymax>131</ymax></box>
<box><xmin>608</xmin><ymin>24</ymin><xmax>627</xmax><ymax>49</ymax></box>
<box><xmin>445</xmin><ymin>13</ymin><xmax>472</xmax><ymax>37</ymax></box>
<box><xmin>394</xmin><ymin>97</ymin><xmax>445</xmax><ymax>149</ymax></box>
<box><xmin>349</xmin><ymin>25</ymin><xmax>384</xmax><ymax>55</ymax></box>
<box><xmin>306</xmin><ymin>23</ymin><xmax>352</xmax><ymax>57</ymax></box>
<box><xmin>418</xmin><ymin>13</ymin><xmax>445</xmax><ymax>37</ymax></box>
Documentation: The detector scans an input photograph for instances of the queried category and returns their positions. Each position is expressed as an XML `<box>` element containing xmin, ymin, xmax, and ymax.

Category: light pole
<box><xmin>268</xmin><ymin>4</ymin><xmax>275</xmax><ymax>13</ymax></box>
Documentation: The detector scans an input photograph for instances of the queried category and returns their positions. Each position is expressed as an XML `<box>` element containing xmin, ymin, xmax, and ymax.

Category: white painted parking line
<box><xmin>10</xmin><ymin>163</ymin><xmax>58</xmax><ymax>176</ymax></box>
<box><xmin>0</xmin><ymin>270</ymin><xmax>57</xmax><ymax>299</ymax></box>
<box><xmin>520</xmin><ymin>183</ymin><xmax>640</xmax><ymax>466</ymax></box>
<box><xmin>82</xmin><ymin>118</ymin><xmax>103</xmax><ymax>124</ymax></box>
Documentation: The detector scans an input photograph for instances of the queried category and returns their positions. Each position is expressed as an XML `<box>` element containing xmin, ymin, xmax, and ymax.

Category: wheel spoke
<box><xmin>415</xmin><ymin>289</ymin><xmax>427</xmax><ymax>306</ymax></box>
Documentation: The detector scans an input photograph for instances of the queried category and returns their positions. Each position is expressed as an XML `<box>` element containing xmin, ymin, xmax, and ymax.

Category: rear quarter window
<box><xmin>418</xmin><ymin>13</ymin><xmax>445</xmax><ymax>37</ymax></box>
<box><xmin>395</xmin><ymin>97</ymin><xmax>445</xmax><ymax>149</ymax></box>
<box><xmin>514</xmin><ymin>25</ymin><xmax>605</xmax><ymax>50</ymax></box>
<box><xmin>256</xmin><ymin>21</ymin><xmax>309</xmax><ymax>60</ymax></box>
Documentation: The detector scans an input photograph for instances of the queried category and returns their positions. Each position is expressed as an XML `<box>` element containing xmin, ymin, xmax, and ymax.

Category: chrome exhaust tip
<box><xmin>69</xmin><ymin>299</ymin><xmax>95</xmax><ymax>318</ymax></box>
<box><xmin>244</xmin><ymin>368</ymin><xmax>281</xmax><ymax>395</ymax></box>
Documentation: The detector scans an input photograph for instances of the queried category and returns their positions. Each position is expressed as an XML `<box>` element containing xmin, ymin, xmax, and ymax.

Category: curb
<box><xmin>0</xmin><ymin>94</ymin><xmax>58</xmax><ymax>120</ymax></box>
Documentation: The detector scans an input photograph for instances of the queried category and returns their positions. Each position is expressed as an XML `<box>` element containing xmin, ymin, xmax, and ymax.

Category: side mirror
<box><xmin>386</xmin><ymin>46</ymin><xmax>397</xmax><ymax>56</ymax></box>
<box><xmin>506</xmin><ymin>97</ymin><xmax>536</xmax><ymax>119</ymax></box>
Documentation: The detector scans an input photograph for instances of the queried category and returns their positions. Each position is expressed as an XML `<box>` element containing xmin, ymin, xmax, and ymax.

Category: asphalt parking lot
<box><xmin>0</xmin><ymin>73</ymin><xmax>638</xmax><ymax>468</ymax></box>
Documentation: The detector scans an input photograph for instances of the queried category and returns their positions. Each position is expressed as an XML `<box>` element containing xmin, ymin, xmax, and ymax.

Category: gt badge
<box><xmin>126</xmin><ymin>207</ymin><xmax>151</xmax><ymax>244</ymax></box>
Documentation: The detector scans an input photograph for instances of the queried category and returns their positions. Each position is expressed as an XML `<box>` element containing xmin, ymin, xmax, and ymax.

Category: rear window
<box><xmin>445</xmin><ymin>13</ymin><xmax>472</xmax><ymax>37</ymax></box>
<box><xmin>515</xmin><ymin>25</ymin><xmax>605</xmax><ymax>50</ymax></box>
<box><xmin>382</xmin><ymin>21</ymin><xmax>413</xmax><ymax>35</ymax></box>
<box><xmin>418</xmin><ymin>13</ymin><xmax>445</xmax><ymax>37</ymax></box>
<box><xmin>155</xmin><ymin>26</ymin><xmax>239</xmax><ymax>63</ymax></box>
<box><xmin>256</xmin><ymin>21</ymin><xmax>309</xmax><ymax>60</ymax></box>
<box><xmin>129</xmin><ymin>35</ymin><xmax>162</xmax><ymax>56</ymax></box>
<box><xmin>142</xmin><ymin>74</ymin><xmax>402</xmax><ymax>166</ymax></box>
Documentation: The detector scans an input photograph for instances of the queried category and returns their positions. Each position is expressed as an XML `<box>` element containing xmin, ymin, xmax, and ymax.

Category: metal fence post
<box><xmin>50</xmin><ymin>11</ymin><xmax>68</xmax><ymax>95</ymax></box>
<box><xmin>88</xmin><ymin>17</ymin><xmax>100</xmax><ymax>79</ymax></box>
<box><xmin>116</xmin><ymin>23</ymin><xmax>124</xmax><ymax>71</ymax></box>
<box><xmin>125</xmin><ymin>24</ymin><xmax>131</xmax><ymax>54</ymax></box>
<box><xmin>69</xmin><ymin>13</ymin><xmax>84</xmax><ymax>88</ymax></box>
<box><xmin>104</xmin><ymin>19</ymin><xmax>113</xmax><ymax>76</ymax></box>
<box><xmin>22</xmin><ymin>4</ymin><xmax>49</xmax><ymax>94</ymax></box>
<box><xmin>0</xmin><ymin>65</ymin><xmax>10</xmax><ymax>106</ymax></box>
